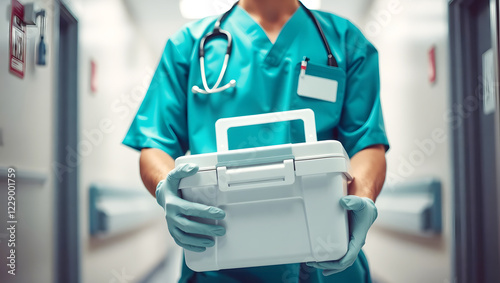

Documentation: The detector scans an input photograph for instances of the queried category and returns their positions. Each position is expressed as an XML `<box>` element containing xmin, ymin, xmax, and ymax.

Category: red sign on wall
<box><xmin>90</xmin><ymin>60</ymin><xmax>98</xmax><ymax>93</ymax></box>
<box><xmin>429</xmin><ymin>46</ymin><xmax>437</xmax><ymax>84</ymax></box>
<box><xmin>9</xmin><ymin>0</ymin><xmax>25</xmax><ymax>79</ymax></box>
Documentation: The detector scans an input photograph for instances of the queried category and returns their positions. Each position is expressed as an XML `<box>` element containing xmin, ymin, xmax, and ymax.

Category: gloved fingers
<box><xmin>306</xmin><ymin>240</ymin><xmax>360</xmax><ymax>272</ymax></box>
<box><xmin>346</xmin><ymin>208</ymin><xmax>376</xmax><ymax>250</ymax></box>
<box><xmin>305</xmin><ymin>262</ymin><xmax>333</xmax><ymax>270</ymax></box>
<box><xmin>307</xmin><ymin>257</ymin><xmax>354</xmax><ymax>276</ymax></box>
<box><xmin>174</xmin><ymin>217</ymin><xmax>226</xmax><ymax>237</ymax></box>
<box><xmin>173</xmin><ymin>238</ymin><xmax>207</xmax><ymax>253</ymax></box>
<box><xmin>348</xmin><ymin>226</ymin><xmax>368</xmax><ymax>252</ymax></box>
<box><xmin>176</xmin><ymin>198</ymin><xmax>226</xmax><ymax>220</ymax></box>
<box><xmin>340</xmin><ymin>196</ymin><xmax>378</xmax><ymax>230</ymax></box>
<box><xmin>306</xmin><ymin>259</ymin><xmax>348</xmax><ymax>271</ymax></box>
<box><xmin>166</xmin><ymin>163</ymin><xmax>199</xmax><ymax>189</ymax></box>
<box><xmin>326</xmin><ymin>241</ymin><xmax>359</xmax><ymax>270</ymax></box>
<box><xmin>304</xmin><ymin>197</ymin><xmax>376</xmax><ymax>277</ymax></box>
<box><xmin>182</xmin><ymin>244</ymin><xmax>206</xmax><ymax>253</ymax></box>
<box><xmin>334</xmin><ymin>255</ymin><xmax>356</xmax><ymax>272</ymax></box>
<box><xmin>171</xmin><ymin>227</ymin><xmax>215</xmax><ymax>248</ymax></box>
<box><xmin>340</xmin><ymin>195</ymin><xmax>366</xmax><ymax>211</ymax></box>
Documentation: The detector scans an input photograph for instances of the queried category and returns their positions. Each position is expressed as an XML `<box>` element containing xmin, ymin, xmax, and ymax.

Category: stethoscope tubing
<box><xmin>192</xmin><ymin>0</ymin><xmax>338</xmax><ymax>94</ymax></box>
<box><xmin>193</xmin><ymin>55</ymin><xmax>235</xmax><ymax>94</ymax></box>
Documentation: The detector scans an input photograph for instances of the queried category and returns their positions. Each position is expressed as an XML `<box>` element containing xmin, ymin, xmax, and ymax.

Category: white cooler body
<box><xmin>175</xmin><ymin>110</ymin><xmax>351</xmax><ymax>272</ymax></box>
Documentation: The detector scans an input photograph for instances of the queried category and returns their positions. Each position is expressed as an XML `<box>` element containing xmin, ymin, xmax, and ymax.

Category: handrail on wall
<box><xmin>89</xmin><ymin>183</ymin><xmax>160</xmax><ymax>237</ymax></box>
<box><xmin>0</xmin><ymin>165</ymin><xmax>48</xmax><ymax>184</ymax></box>
<box><xmin>375</xmin><ymin>177</ymin><xmax>442</xmax><ymax>236</ymax></box>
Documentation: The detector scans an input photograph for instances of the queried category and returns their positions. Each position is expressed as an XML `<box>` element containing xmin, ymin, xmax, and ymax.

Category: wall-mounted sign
<box><xmin>428</xmin><ymin>46</ymin><xmax>436</xmax><ymax>84</ymax></box>
<box><xmin>90</xmin><ymin>60</ymin><xmax>98</xmax><ymax>93</ymax></box>
<box><xmin>9</xmin><ymin>0</ymin><xmax>26</xmax><ymax>79</ymax></box>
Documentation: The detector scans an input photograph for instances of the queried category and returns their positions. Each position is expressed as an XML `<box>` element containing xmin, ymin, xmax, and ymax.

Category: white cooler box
<box><xmin>176</xmin><ymin>109</ymin><xmax>351</xmax><ymax>272</ymax></box>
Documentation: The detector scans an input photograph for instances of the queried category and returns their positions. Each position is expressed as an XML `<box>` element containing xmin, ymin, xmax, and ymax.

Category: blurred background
<box><xmin>0</xmin><ymin>0</ymin><xmax>499</xmax><ymax>282</ymax></box>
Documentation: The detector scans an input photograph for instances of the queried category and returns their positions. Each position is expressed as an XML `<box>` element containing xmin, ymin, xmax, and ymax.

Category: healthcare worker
<box><xmin>123</xmin><ymin>0</ymin><xmax>389</xmax><ymax>282</ymax></box>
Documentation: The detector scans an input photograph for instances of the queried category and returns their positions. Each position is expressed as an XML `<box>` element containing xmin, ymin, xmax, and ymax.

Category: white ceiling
<box><xmin>122</xmin><ymin>0</ymin><xmax>373</xmax><ymax>56</ymax></box>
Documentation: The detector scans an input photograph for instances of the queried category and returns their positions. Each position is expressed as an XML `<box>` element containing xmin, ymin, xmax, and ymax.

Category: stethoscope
<box><xmin>191</xmin><ymin>1</ymin><xmax>339</xmax><ymax>94</ymax></box>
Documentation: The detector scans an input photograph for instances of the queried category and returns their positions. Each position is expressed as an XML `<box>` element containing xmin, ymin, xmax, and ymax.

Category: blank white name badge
<box><xmin>297</xmin><ymin>59</ymin><xmax>346</xmax><ymax>103</ymax></box>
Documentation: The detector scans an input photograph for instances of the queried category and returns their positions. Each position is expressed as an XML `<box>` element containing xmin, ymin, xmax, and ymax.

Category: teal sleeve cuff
<box><xmin>122</xmin><ymin>135</ymin><xmax>184</xmax><ymax>160</ymax></box>
<box><xmin>345</xmin><ymin>132</ymin><xmax>389</xmax><ymax>158</ymax></box>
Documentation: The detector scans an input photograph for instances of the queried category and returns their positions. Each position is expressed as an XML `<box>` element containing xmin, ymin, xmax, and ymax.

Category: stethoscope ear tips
<box><xmin>229</xmin><ymin>80</ymin><xmax>236</xmax><ymax>86</ymax></box>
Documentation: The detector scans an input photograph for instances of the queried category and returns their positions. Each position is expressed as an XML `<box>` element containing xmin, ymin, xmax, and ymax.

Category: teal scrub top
<box><xmin>123</xmin><ymin>5</ymin><xmax>389</xmax><ymax>283</ymax></box>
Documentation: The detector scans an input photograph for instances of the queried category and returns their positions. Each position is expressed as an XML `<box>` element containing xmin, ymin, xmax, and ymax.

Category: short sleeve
<box><xmin>338</xmin><ymin>22</ymin><xmax>390</xmax><ymax>157</ymax></box>
<box><xmin>122</xmin><ymin>37</ymin><xmax>191</xmax><ymax>159</ymax></box>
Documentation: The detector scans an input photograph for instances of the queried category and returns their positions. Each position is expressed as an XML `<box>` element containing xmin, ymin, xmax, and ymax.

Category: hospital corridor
<box><xmin>1</xmin><ymin>0</ymin><xmax>500</xmax><ymax>282</ymax></box>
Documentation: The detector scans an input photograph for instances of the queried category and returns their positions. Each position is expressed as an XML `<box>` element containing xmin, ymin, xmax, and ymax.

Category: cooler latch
<box><xmin>217</xmin><ymin>159</ymin><xmax>295</xmax><ymax>191</ymax></box>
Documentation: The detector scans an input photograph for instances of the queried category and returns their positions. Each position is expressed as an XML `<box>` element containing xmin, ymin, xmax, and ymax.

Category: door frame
<box><xmin>55</xmin><ymin>2</ymin><xmax>79</xmax><ymax>283</ymax></box>
<box><xmin>449</xmin><ymin>0</ymin><xmax>500</xmax><ymax>282</ymax></box>
<box><xmin>494</xmin><ymin>0</ymin><xmax>500</xmax><ymax>269</ymax></box>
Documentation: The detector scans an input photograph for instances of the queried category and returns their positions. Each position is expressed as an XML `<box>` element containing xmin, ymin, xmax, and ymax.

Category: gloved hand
<box><xmin>156</xmin><ymin>163</ymin><xmax>226</xmax><ymax>252</ymax></box>
<box><xmin>306</xmin><ymin>195</ymin><xmax>378</xmax><ymax>276</ymax></box>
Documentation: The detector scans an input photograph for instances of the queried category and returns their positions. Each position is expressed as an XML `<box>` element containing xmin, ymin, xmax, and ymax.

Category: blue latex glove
<box><xmin>306</xmin><ymin>195</ymin><xmax>378</xmax><ymax>276</ymax></box>
<box><xmin>156</xmin><ymin>163</ymin><xmax>226</xmax><ymax>252</ymax></box>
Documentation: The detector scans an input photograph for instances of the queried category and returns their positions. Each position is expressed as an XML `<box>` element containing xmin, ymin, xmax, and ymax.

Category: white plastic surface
<box><xmin>217</xmin><ymin>159</ymin><xmax>295</xmax><ymax>191</ymax></box>
<box><xmin>178</xmin><ymin>166</ymin><xmax>349</xmax><ymax>272</ymax></box>
<box><xmin>176</xmin><ymin>140</ymin><xmax>350</xmax><ymax>171</ymax></box>
<box><xmin>175</xmin><ymin>110</ymin><xmax>350</xmax><ymax>272</ymax></box>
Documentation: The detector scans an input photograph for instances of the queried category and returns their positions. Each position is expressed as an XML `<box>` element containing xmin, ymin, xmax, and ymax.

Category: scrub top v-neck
<box><xmin>230</xmin><ymin>5</ymin><xmax>306</xmax><ymax>64</ymax></box>
<box><xmin>123</xmin><ymin>4</ymin><xmax>389</xmax><ymax>283</ymax></box>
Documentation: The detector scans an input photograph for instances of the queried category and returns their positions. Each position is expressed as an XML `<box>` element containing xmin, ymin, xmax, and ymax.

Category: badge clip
<box><xmin>300</xmin><ymin>57</ymin><xmax>310</xmax><ymax>78</ymax></box>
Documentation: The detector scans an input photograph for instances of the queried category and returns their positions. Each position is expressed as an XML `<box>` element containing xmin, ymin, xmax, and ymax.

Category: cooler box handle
<box><xmin>217</xmin><ymin>159</ymin><xmax>295</xmax><ymax>191</ymax></box>
<box><xmin>215</xmin><ymin>109</ymin><xmax>317</xmax><ymax>152</ymax></box>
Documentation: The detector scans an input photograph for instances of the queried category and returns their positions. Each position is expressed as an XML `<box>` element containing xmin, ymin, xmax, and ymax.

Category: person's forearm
<box><xmin>139</xmin><ymin>148</ymin><xmax>175</xmax><ymax>197</ymax></box>
<box><xmin>348</xmin><ymin>145</ymin><xmax>387</xmax><ymax>202</ymax></box>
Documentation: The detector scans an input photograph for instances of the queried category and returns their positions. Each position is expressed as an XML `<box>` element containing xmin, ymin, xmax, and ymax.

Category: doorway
<box><xmin>56</xmin><ymin>3</ymin><xmax>79</xmax><ymax>283</ymax></box>
<box><xmin>449</xmin><ymin>0</ymin><xmax>500</xmax><ymax>282</ymax></box>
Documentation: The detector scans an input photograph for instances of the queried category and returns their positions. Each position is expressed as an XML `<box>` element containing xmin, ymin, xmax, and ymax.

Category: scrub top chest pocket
<box><xmin>297</xmin><ymin>59</ymin><xmax>346</xmax><ymax>103</ymax></box>
<box><xmin>294</xmin><ymin>60</ymin><xmax>346</xmax><ymax>129</ymax></box>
